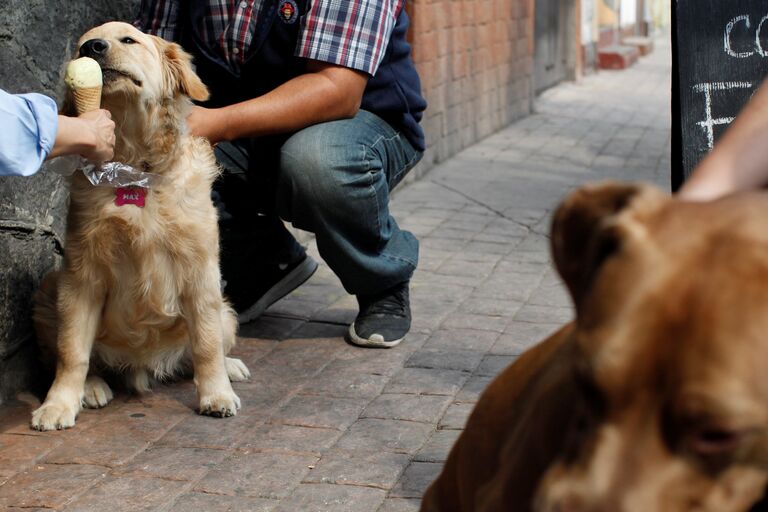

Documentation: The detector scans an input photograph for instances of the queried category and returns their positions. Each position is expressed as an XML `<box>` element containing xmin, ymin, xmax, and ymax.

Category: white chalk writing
<box><xmin>724</xmin><ymin>14</ymin><xmax>768</xmax><ymax>58</ymax></box>
<box><xmin>692</xmin><ymin>81</ymin><xmax>753</xmax><ymax>149</ymax></box>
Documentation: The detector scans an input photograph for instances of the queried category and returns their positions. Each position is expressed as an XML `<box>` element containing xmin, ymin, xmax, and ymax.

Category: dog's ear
<box><xmin>551</xmin><ymin>182</ymin><xmax>666</xmax><ymax>310</ymax></box>
<box><xmin>159</xmin><ymin>40</ymin><xmax>210</xmax><ymax>102</ymax></box>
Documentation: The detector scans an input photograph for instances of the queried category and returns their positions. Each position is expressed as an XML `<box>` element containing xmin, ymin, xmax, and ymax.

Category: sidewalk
<box><xmin>0</xmin><ymin>40</ymin><xmax>671</xmax><ymax>511</ymax></box>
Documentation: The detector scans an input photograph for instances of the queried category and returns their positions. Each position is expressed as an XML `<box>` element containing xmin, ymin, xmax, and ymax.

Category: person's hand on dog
<box><xmin>48</xmin><ymin>109</ymin><xmax>116</xmax><ymax>163</ymax></box>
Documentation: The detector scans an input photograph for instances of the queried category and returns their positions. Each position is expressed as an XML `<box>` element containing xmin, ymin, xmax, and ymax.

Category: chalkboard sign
<box><xmin>672</xmin><ymin>0</ymin><xmax>768</xmax><ymax>189</ymax></box>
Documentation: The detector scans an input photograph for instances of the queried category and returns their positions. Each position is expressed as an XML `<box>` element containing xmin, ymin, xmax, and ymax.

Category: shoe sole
<box><xmin>237</xmin><ymin>256</ymin><xmax>319</xmax><ymax>324</ymax></box>
<box><xmin>347</xmin><ymin>324</ymin><xmax>404</xmax><ymax>348</ymax></box>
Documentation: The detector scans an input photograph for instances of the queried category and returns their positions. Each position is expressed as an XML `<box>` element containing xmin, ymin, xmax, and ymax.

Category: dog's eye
<box><xmin>688</xmin><ymin>427</ymin><xmax>750</xmax><ymax>457</ymax></box>
<box><xmin>120</xmin><ymin>37</ymin><xmax>137</xmax><ymax>45</ymax></box>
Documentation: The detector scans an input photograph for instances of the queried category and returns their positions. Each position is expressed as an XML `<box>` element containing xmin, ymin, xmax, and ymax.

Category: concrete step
<box><xmin>598</xmin><ymin>44</ymin><xmax>640</xmax><ymax>70</ymax></box>
<box><xmin>622</xmin><ymin>36</ymin><xmax>655</xmax><ymax>56</ymax></box>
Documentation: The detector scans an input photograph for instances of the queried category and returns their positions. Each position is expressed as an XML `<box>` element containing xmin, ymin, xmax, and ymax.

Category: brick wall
<box><xmin>407</xmin><ymin>0</ymin><xmax>535</xmax><ymax>178</ymax></box>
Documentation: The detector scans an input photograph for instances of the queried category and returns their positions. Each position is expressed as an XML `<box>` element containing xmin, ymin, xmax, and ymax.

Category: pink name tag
<box><xmin>115</xmin><ymin>187</ymin><xmax>147</xmax><ymax>208</ymax></box>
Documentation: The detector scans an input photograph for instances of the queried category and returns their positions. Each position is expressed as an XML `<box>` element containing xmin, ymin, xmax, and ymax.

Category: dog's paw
<box><xmin>225</xmin><ymin>357</ymin><xmax>251</xmax><ymax>382</ymax></box>
<box><xmin>82</xmin><ymin>375</ymin><xmax>114</xmax><ymax>409</ymax></box>
<box><xmin>30</xmin><ymin>401</ymin><xmax>78</xmax><ymax>431</ymax></box>
<box><xmin>198</xmin><ymin>390</ymin><xmax>241</xmax><ymax>418</ymax></box>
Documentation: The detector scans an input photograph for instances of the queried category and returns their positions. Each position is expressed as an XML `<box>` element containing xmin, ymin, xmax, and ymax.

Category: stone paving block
<box><xmin>439</xmin><ymin>312</ymin><xmax>508</xmax><ymax>332</ymax></box>
<box><xmin>194</xmin><ymin>450</ymin><xmax>319</xmax><ymax>499</ymax></box>
<box><xmin>169</xmin><ymin>492</ymin><xmax>278</xmax><ymax>512</ymax></box>
<box><xmin>461</xmin><ymin>240</ymin><xmax>512</xmax><ymax>255</ymax></box>
<box><xmin>455</xmin><ymin>374</ymin><xmax>494</xmax><ymax>403</ymax></box>
<box><xmin>152</xmin><ymin>407</ymin><xmax>264</xmax><ymax>450</ymax></box>
<box><xmin>438</xmin><ymin>402</ymin><xmax>475</xmax><ymax>430</ymax></box>
<box><xmin>414</xmin><ymin>429</ymin><xmax>462</xmax><ymax>463</ymax></box>
<box><xmin>476</xmin><ymin>354</ymin><xmax>517</xmax><ymax>378</ymax></box>
<box><xmin>0</xmin><ymin>433</ymin><xmax>61</xmax><ymax>468</ymax></box>
<box><xmin>405</xmin><ymin>348</ymin><xmax>484</xmax><ymax>374</ymax></box>
<box><xmin>238</xmin><ymin>316</ymin><xmax>304</xmax><ymax>341</ymax></box>
<box><xmin>299</xmin><ymin>365</ymin><xmax>389</xmax><ymax>400</ymax></box>
<box><xmin>257</xmin><ymin>336</ymin><xmax>345</xmax><ymax>379</ymax></box>
<box><xmin>384</xmin><ymin>368</ymin><xmax>469</xmax><ymax>396</ymax></box>
<box><xmin>390</xmin><ymin>462</ymin><xmax>442</xmax><ymax>499</ymax></box>
<box><xmin>0</xmin><ymin>464</ymin><xmax>107</xmax><ymax>509</ymax></box>
<box><xmin>65</xmin><ymin>475</ymin><xmax>190</xmax><ymax>511</ymax></box>
<box><xmin>229</xmin><ymin>335</ymin><xmax>279</xmax><ymax>359</ymax></box>
<box><xmin>377</xmin><ymin>498</ymin><xmax>422</xmax><ymax>512</ymax></box>
<box><xmin>472</xmin><ymin>272</ymin><xmax>542</xmax><ymax>302</ymax></box>
<box><xmin>242</xmin><ymin>424</ymin><xmax>343</xmax><ymax>455</ymax></box>
<box><xmin>334</xmin><ymin>419</ymin><xmax>434</xmax><ymax>454</ymax></box>
<box><xmin>303</xmin><ymin>449</ymin><xmax>411</xmax><ymax>489</ymax></box>
<box><xmin>329</xmin><ymin>344</ymin><xmax>415</xmax><ymax>376</ymax></box>
<box><xmin>43</xmin><ymin>401</ymin><xmax>187</xmax><ymax>466</ymax></box>
<box><xmin>272</xmin><ymin>483</ymin><xmax>386</xmax><ymax>512</ymax></box>
<box><xmin>265</xmin><ymin>298</ymin><xmax>329</xmax><ymax>321</ymax></box>
<box><xmin>270</xmin><ymin>395</ymin><xmax>369</xmax><ymax>430</ymax></box>
<box><xmin>112</xmin><ymin>446</ymin><xmax>230</xmax><ymax>481</ymax></box>
<box><xmin>422</xmin><ymin>328</ymin><xmax>500</xmax><ymax>352</ymax></box>
<box><xmin>361</xmin><ymin>394</ymin><xmax>453</xmax><ymax>424</ymax></box>
<box><xmin>513</xmin><ymin>304</ymin><xmax>573</xmax><ymax>325</ymax></box>
<box><xmin>458</xmin><ymin>297</ymin><xmax>524</xmax><ymax>317</ymax></box>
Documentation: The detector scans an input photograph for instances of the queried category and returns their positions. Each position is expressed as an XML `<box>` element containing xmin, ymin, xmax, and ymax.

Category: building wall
<box><xmin>0</xmin><ymin>1</ymin><xmax>139</xmax><ymax>402</ymax></box>
<box><xmin>406</xmin><ymin>0</ymin><xmax>535</xmax><ymax>177</ymax></box>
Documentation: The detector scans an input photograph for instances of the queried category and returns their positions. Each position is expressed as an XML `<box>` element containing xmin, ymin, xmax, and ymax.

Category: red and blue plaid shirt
<box><xmin>135</xmin><ymin>0</ymin><xmax>404</xmax><ymax>76</ymax></box>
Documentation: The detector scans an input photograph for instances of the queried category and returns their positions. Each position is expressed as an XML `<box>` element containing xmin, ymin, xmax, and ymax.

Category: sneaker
<box><xmin>348</xmin><ymin>281</ymin><xmax>411</xmax><ymax>348</ymax></box>
<box><xmin>226</xmin><ymin>254</ymin><xmax>319</xmax><ymax>324</ymax></box>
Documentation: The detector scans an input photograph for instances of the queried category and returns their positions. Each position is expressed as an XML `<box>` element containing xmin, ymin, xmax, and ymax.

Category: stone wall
<box><xmin>407</xmin><ymin>0</ymin><xmax>535</xmax><ymax>178</ymax></box>
<box><xmin>0</xmin><ymin>1</ymin><xmax>138</xmax><ymax>402</ymax></box>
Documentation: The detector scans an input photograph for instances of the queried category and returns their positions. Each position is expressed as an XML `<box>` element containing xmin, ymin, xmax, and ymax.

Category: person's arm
<box><xmin>0</xmin><ymin>90</ymin><xmax>59</xmax><ymax>177</ymax></box>
<box><xmin>679</xmin><ymin>79</ymin><xmax>768</xmax><ymax>201</ymax></box>
<box><xmin>187</xmin><ymin>60</ymin><xmax>369</xmax><ymax>143</ymax></box>
<box><xmin>47</xmin><ymin>109</ymin><xmax>116</xmax><ymax>163</ymax></box>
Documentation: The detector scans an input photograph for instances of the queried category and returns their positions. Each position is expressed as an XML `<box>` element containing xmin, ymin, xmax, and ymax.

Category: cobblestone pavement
<box><xmin>0</xmin><ymin>40</ymin><xmax>671</xmax><ymax>511</ymax></box>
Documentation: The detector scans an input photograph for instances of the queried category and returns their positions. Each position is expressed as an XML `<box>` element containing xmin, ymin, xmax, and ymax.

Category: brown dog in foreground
<box><xmin>422</xmin><ymin>182</ymin><xmax>768</xmax><ymax>511</ymax></box>
<box><xmin>31</xmin><ymin>22</ymin><xmax>249</xmax><ymax>431</ymax></box>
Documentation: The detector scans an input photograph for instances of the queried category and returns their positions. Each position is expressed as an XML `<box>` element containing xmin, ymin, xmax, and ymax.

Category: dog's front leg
<box><xmin>183</xmin><ymin>281</ymin><xmax>241</xmax><ymax>418</ymax></box>
<box><xmin>31</xmin><ymin>278</ymin><xmax>103</xmax><ymax>430</ymax></box>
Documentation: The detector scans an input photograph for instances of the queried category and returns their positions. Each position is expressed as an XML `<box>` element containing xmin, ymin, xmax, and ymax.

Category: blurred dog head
<box><xmin>536</xmin><ymin>183</ymin><xmax>768</xmax><ymax>511</ymax></box>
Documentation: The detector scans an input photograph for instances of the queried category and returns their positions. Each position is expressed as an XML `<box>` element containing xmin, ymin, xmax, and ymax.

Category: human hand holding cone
<box><xmin>64</xmin><ymin>57</ymin><xmax>103</xmax><ymax>114</ymax></box>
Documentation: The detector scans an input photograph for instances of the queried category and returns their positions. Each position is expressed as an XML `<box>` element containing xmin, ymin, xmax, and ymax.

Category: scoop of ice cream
<box><xmin>64</xmin><ymin>57</ymin><xmax>103</xmax><ymax>89</ymax></box>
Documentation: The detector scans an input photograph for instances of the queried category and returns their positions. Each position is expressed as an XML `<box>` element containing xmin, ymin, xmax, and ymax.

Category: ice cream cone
<box><xmin>64</xmin><ymin>57</ymin><xmax>103</xmax><ymax>114</ymax></box>
<box><xmin>72</xmin><ymin>85</ymin><xmax>102</xmax><ymax>114</ymax></box>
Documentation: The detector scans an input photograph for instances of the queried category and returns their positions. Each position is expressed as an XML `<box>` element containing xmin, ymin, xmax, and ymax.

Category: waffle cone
<box><xmin>72</xmin><ymin>86</ymin><xmax>102</xmax><ymax>114</ymax></box>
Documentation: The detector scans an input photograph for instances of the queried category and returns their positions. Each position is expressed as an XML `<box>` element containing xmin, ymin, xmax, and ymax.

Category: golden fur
<box><xmin>422</xmin><ymin>183</ymin><xmax>768</xmax><ymax>511</ymax></box>
<box><xmin>31</xmin><ymin>22</ymin><xmax>249</xmax><ymax>431</ymax></box>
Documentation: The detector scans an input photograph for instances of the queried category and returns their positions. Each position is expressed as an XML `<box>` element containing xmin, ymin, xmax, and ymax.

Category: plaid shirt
<box><xmin>135</xmin><ymin>0</ymin><xmax>403</xmax><ymax>76</ymax></box>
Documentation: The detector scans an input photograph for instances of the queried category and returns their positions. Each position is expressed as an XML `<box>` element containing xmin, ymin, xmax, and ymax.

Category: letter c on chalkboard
<box><xmin>724</xmin><ymin>14</ymin><xmax>768</xmax><ymax>58</ymax></box>
<box><xmin>725</xmin><ymin>15</ymin><xmax>755</xmax><ymax>58</ymax></box>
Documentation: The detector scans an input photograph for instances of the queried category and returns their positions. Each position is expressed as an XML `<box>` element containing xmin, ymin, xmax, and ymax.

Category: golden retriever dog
<box><xmin>422</xmin><ymin>182</ymin><xmax>768</xmax><ymax>511</ymax></box>
<box><xmin>31</xmin><ymin>22</ymin><xmax>249</xmax><ymax>431</ymax></box>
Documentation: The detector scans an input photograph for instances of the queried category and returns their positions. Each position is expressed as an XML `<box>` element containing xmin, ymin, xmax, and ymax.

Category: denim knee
<box><xmin>278</xmin><ymin>127</ymin><xmax>366</xmax><ymax>214</ymax></box>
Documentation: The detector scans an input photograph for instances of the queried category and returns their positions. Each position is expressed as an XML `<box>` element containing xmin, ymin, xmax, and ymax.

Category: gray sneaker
<box><xmin>348</xmin><ymin>281</ymin><xmax>411</xmax><ymax>348</ymax></box>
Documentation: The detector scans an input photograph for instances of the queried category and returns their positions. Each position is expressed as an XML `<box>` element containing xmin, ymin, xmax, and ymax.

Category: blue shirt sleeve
<box><xmin>0</xmin><ymin>89</ymin><xmax>59</xmax><ymax>177</ymax></box>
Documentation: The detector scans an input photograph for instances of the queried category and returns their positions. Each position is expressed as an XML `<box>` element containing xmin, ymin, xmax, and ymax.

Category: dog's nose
<box><xmin>79</xmin><ymin>39</ymin><xmax>110</xmax><ymax>59</ymax></box>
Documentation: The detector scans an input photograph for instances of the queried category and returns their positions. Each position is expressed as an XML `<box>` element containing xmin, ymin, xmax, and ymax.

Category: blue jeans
<box><xmin>278</xmin><ymin>110</ymin><xmax>421</xmax><ymax>295</ymax></box>
<box><xmin>216</xmin><ymin>110</ymin><xmax>421</xmax><ymax>296</ymax></box>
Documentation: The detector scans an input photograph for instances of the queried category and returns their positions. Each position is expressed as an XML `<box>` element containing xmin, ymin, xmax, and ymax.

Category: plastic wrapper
<box><xmin>81</xmin><ymin>161</ymin><xmax>162</xmax><ymax>188</ymax></box>
<box><xmin>48</xmin><ymin>158</ymin><xmax>162</xmax><ymax>188</ymax></box>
